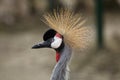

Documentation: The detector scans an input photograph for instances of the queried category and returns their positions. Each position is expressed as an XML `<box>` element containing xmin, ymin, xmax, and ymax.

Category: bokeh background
<box><xmin>0</xmin><ymin>0</ymin><xmax>120</xmax><ymax>80</ymax></box>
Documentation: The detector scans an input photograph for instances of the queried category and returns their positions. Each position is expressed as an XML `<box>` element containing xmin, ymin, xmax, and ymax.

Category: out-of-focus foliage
<box><xmin>0</xmin><ymin>0</ymin><xmax>119</xmax><ymax>25</ymax></box>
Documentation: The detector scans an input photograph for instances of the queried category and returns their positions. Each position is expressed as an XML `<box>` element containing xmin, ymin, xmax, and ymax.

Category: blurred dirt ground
<box><xmin>0</xmin><ymin>12</ymin><xmax>120</xmax><ymax>80</ymax></box>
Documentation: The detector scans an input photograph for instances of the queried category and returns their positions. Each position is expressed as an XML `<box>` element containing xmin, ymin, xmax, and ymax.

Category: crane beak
<box><xmin>32</xmin><ymin>41</ymin><xmax>50</xmax><ymax>49</ymax></box>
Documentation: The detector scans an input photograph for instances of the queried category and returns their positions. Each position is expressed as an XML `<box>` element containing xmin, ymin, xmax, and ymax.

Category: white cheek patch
<box><xmin>51</xmin><ymin>36</ymin><xmax>62</xmax><ymax>48</ymax></box>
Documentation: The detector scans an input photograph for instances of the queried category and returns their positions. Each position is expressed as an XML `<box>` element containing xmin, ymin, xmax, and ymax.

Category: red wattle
<box><xmin>56</xmin><ymin>52</ymin><xmax>60</xmax><ymax>62</ymax></box>
<box><xmin>55</xmin><ymin>33</ymin><xmax>62</xmax><ymax>38</ymax></box>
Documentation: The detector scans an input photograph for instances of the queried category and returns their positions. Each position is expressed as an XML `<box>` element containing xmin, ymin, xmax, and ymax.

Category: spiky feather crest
<box><xmin>44</xmin><ymin>9</ymin><xmax>90</xmax><ymax>49</ymax></box>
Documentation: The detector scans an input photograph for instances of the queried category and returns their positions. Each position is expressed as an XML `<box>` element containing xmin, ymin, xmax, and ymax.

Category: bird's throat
<box><xmin>56</xmin><ymin>51</ymin><xmax>60</xmax><ymax>62</ymax></box>
<box><xmin>51</xmin><ymin>44</ymin><xmax>72</xmax><ymax>80</ymax></box>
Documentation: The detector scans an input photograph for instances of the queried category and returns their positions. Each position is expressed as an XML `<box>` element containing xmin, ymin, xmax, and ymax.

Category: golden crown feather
<box><xmin>43</xmin><ymin>9</ymin><xmax>91</xmax><ymax>49</ymax></box>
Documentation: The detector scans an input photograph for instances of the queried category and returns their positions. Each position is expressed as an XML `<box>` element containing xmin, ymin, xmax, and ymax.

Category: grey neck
<box><xmin>50</xmin><ymin>44</ymin><xmax>72</xmax><ymax>80</ymax></box>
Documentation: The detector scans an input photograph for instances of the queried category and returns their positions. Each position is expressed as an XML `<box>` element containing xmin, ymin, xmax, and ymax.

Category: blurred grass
<box><xmin>0</xmin><ymin>15</ymin><xmax>47</xmax><ymax>34</ymax></box>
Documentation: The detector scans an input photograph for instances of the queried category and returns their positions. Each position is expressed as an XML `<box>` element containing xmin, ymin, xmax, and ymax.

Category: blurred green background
<box><xmin>0</xmin><ymin>0</ymin><xmax>120</xmax><ymax>80</ymax></box>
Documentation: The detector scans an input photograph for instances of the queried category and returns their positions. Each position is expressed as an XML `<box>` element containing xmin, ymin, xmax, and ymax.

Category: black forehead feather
<box><xmin>43</xmin><ymin>29</ymin><xmax>56</xmax><ymax>41</ymax></box>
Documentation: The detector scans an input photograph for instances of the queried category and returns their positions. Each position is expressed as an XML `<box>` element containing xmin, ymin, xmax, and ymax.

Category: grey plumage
<box><xmin>50</xmin><ymin>43</ymin><xmax>72</xmax><ymax>80</ymax></box>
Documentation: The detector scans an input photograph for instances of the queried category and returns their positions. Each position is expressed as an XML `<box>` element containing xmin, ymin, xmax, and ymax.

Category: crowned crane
<box><xmin>32</xmin><ymin>9</ymin><xmax>90</xmax><ymax>80</ymax></box>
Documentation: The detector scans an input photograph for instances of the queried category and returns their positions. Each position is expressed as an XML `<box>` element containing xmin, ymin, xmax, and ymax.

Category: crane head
<box><xmin>32</xmin><ymin>29</ymin><xmax>64</xmax><ymax>50</ymax></box>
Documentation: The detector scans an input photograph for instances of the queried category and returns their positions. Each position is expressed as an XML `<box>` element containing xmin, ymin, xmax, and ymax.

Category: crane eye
<box><xmin>51</xmin><ymin>38</ymin><xmax>54</xmax><ymax>42</ymax></box>
<box><xmin>51</xmin><ymin>36</ymin><xmax>62</xmax><ymax>49</ymax></box>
